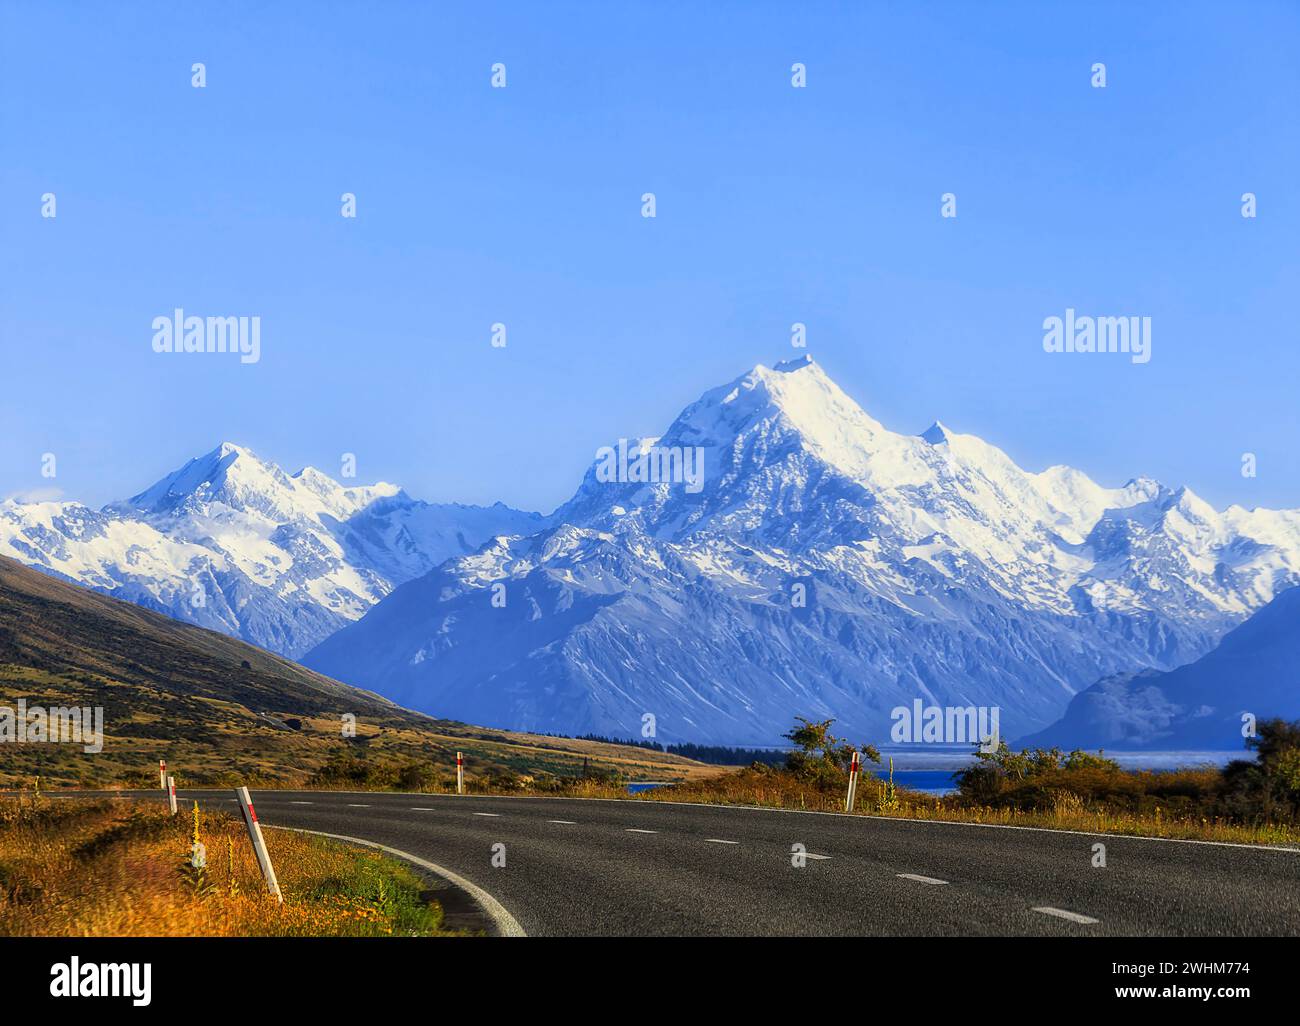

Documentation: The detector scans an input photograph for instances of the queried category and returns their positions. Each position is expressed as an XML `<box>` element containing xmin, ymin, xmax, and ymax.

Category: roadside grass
<box><xmin>647</xmin><ymin>769</ymin><xmax>1300</xmax><ymax>842</ymax></box>
<box><xmin>0</xmin><ymin>796</ymin><xmax>461</xmax><ymax>936</ymax></box>
<box><xmin>427</xmin><ymin>763</ymin><xmax>1300</xmax><ymax>846</ymax></box>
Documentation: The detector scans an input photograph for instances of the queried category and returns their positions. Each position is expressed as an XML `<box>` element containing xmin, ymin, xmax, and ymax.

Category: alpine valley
<box><xmin>299</xmin><ymin>356</ymin><xmax>1300</xmax><ymax>745</ymax></box>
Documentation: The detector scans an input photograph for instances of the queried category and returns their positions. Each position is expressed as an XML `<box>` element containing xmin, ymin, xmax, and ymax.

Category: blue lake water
<box><xmin>872</xmin><ymin>769</ymin><xmax>959</xmax><ymax>795</ymax></box>
<box><xmin>630</xmin><ymin>751</ymin><xmax>1243</xmax><ymax>798</ymax></box>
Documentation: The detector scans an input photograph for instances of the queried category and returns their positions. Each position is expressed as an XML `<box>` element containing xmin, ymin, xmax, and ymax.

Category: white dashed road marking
<box><xmin>548</xmin><ymin>820</ymin><xmax>577</xmax><ymax>825</ymax></box>
<box><xmin>473</xmin><ymin>812</ymin><xmax>501</xmax><ymax>818</ymax></box>
<box><xmin>346</xmin><ymin>804</ymin><xmax>370</xmax><ymax>808</ymax></box>
<box><xmin>291</xmin><ymin>801</ymin><xmax>314</xmax><ymax>805</ymax></box>
<box><xmin>411</xmin><ymin>807</ymin><xmax>436</xmax><ymax>812</ymax></box>
<box><xmin>626</xmin><ymin>828</ymin><xmax>658</xmax><ymax>834</ymax></box>
<box><xmin>802</xmin><ymin>852</ymin><xmax>832</xmax><ymax>860</ymax></box>
<box><xmin>897</xmin><ymin>873</ymin><xmax>948</xmax><ymax>885</ymax></box>
<box><xmin>1032</xmin><ymin>906</ymin><xmax>1099</xmax><ymax>925</ymax></box>
<box><xmin>705</xmin><ymin>839</ymin><xmax>739</xmax><ymax>845</ymax></box>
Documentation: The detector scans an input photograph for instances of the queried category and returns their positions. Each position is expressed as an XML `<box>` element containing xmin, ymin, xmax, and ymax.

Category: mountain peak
<box><xmin>124</xmin><ymin>442</ymin><xmax>267</xmax><ymax>513</ymax></box>
<box><xmin>770</xmin><ymin>353</ymin><xmax>816</xmax><ymax>374</ymax></box>
<box><xmin>920</xmin><ymin>421</ymin><xmax>952</xmax><ymax>445</ymax></box>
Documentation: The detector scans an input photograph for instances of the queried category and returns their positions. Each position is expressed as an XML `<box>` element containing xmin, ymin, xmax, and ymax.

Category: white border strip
<box><xmin>265</xmin><ymin>825</ymin><xmax>526</xmax><ymax>938</ymax></box>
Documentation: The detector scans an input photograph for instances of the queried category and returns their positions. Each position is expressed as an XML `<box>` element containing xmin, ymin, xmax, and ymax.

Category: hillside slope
<box><xmin>0</xmin><ymin>556</ymin><xmax>714</xmax><ymax>787</ymax></box>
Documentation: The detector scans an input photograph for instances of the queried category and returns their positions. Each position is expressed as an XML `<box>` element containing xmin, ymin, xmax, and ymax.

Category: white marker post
<box><xmin>236</xmin><ymin>786</ymin><xmax>283</xmax><ymax>903</ymax></box>
<box><xmin>159</xmin><ymin>759</ymin><xmax>167</xmax><ymax>790</ymax></box>
<box><xmin>456</xmin><ymin>752</ymin><xmax>464</xmax><ymax>795</ymax></box>
<box><xmin>844</xmin><ymin>750</ymin><xmax>861</xmax><ymax>812</ymax></box>
<box><xmin>167</xmin><ymin>775</ymin><xmax>178</xmax><ymax>815</ymax></box>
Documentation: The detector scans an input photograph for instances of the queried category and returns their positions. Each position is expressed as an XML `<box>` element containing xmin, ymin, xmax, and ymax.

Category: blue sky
<box><xmin>2</xmin><ymin>1</ymin><xmax>1297</xmax><ymax>514</ymax></box>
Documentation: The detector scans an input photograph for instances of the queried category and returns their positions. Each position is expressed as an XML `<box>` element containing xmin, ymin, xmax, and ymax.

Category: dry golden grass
<box><xmin>617</xmin><ymin>766</ymin><xmax>1300</xmax><ymax>846</ymax></box>
<box><xmin>0</xmin><ymin>795</ymin><xmax>460</xmax><ymax>936</ymax></box>
<box><xmin>0</xmin><ymin>663</ymin><xmax>723</xmax><ymax>792</ymax></box>
<box><xmin>456</xmin><ymin>763</ymin><xmax>1300</xmax><ymax>846</ymax></box>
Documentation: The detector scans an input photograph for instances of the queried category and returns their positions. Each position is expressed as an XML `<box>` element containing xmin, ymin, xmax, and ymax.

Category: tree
<box><xmin>782</xmin><ymin>717</ymin><xmax>879</xmax><ymax>788</ymax></box>
<box><xmin>1222</xmin><ymin>718</ymin><xmax>1300</xmax><ymax>820</ymax></box>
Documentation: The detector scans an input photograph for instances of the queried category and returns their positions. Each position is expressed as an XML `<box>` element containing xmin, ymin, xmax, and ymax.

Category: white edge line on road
<box><xmin>1032</xmin><ymin>906</ymin><xmax>1099</xmax><ymax>925</ymax></box>
<box><xmin>66</xmin><ymin>789</ymin><xmax>1300</xmax><ymax>855</ymax></box>
<box><xmin>705</xmin><ymin>838</ymin><xmax>738</xmax><ymax>844</ymax></box>
<box><xmin>264</xmin><ymin>826</ymin><xmax>526</xmax><ymax>938</ymax></box>
<box><xmin>293</xmin><ymin>792</ymin><xmax>1295</xmax><ymax>854</ymax></box>
<box><xmin>897</xmin><ymin>873</ymin><xmax>948</xmax><ymax>885</ymax></box>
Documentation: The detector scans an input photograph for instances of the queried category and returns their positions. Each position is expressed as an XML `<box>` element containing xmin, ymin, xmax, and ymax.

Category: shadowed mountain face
<box><xmin>304</xmin><ymin>358</ymin><xmax>1300</xmax><ymax>745</ymax></box>
<box><xmin>0</xmin><ymin>443</ymin><xmax>545</xmax><ymax>657</ymax></box>
<box><xmin>1021</xmin><ymin>586</ymin><xmax>1300</xmax><ymax>751</ymax></box>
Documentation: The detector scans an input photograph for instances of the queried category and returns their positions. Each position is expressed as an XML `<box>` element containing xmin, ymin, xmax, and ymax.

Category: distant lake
<box><xmin>871</xmin><ymin>751</ymin><xmax>1247</xmax><ymax>796</ymax></box>
<box><xmin>874</xmin><ymin>769</ymin><xmax>960</xmax><ymax>795</ymax></box>
<box><xmin>629</xmin><ymin>751</ymin><xmax>1245</xmax><ymax>798</ymax></box>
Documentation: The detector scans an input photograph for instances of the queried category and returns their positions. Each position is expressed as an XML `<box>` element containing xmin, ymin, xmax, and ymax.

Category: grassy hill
<box><xmin>0</xmin><ymin>556</ymin><xmax>719</xmax><ymax>788</ymax></box>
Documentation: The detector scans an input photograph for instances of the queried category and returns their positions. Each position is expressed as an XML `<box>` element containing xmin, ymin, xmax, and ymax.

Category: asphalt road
<box><xmin>53</xmin><ymin>789</ymin><xmax>1300</xmax><ymax>936</ymax></box>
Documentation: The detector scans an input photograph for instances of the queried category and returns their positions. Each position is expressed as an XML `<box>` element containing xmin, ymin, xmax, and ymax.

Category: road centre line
<box><xmin>1032</xmin><ymin>907</ymin><xmax>1099</xmax><ymax>925</ymax></box>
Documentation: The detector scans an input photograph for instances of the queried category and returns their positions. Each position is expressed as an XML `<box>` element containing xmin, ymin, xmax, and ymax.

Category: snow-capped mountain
<box><xmin>304</xmin><ymin>356</ymin><xmax>1300</xmax><ymax>744</ymax></box>
<box><xmin>1020</xmin><ymin>585</ymin><xmax>1300</xmax><ymax>751</ymax></box>
<box><xmin>0</xmin><ymin>443</ymin><xmax>545</xmax><ymax>657</ymax></box>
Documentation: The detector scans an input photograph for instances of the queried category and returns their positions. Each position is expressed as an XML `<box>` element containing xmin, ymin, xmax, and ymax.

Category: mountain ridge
<box><xmin>303</xmin><ymin>357</ymin><xmax>1300</xmax><ymax>744</ymax></box>
<box><xmin>0</xmin><ymin>442</ymin><xmax>547</xmax><ymax>657</ymax></box>
<box><xmin>1020</xmin><ymin>585</ymin><xmax>1300</xmax><ymax>750</ymax></box>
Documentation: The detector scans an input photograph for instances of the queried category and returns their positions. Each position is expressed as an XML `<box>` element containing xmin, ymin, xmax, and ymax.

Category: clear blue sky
<box><xmin>2</xmin><ymin>1</ymin><xmax>1297</xmax><ymax>514</ymax></box>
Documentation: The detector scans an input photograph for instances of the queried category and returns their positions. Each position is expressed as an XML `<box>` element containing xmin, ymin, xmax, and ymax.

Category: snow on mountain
<box><xmin>0</xmin><ymin>444</ymin><xmax>546</xmax><ymax>657</ymax></box>
<box><xmin>1020</xmin><ymin>585</ymin><xmax>1300</xmax><ymax>750</ymax></box>
<box><xmin>304</xmin><ymin>357</ymin><xmax>1300</xmax><ymax>744</ymax></box>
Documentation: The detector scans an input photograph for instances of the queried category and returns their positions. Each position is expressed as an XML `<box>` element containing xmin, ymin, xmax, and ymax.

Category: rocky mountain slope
<box><xmin>304</xmin><ymin>356</ymin><xmax>1300</xmax><ymax>744</ymax></box>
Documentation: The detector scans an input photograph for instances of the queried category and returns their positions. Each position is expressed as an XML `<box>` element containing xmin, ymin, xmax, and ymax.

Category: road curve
<box><xmin>64</xmin><ymin>790</ymin><xmax>1300</xmax><ymax>936</ymax></box>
